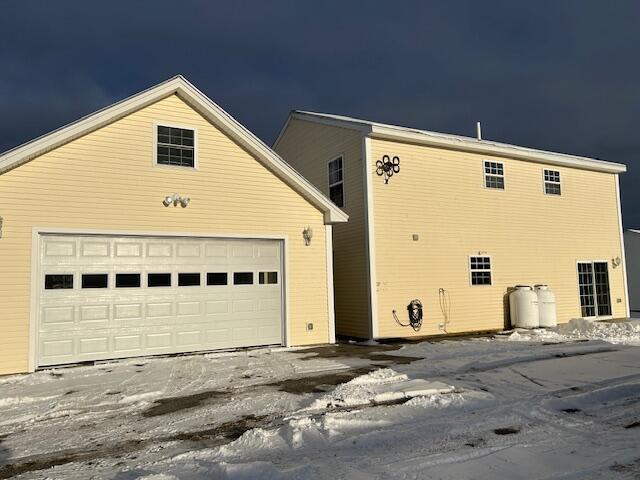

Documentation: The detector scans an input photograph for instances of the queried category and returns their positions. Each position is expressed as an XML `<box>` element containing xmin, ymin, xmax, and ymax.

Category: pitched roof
<box><xmin>278</xmin><ymin>110</ymin><xmax>626</xmax><ymax>174</ymax></box>
<box><xmin>0</xmin><ymin>76</ymin><xmax>347</xmax><ymax>224</ymax></box>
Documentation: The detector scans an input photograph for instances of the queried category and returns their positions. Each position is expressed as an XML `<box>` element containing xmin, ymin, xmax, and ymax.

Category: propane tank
<box><xmin>534</xmin><ymin>284</ymin><xmax>557</xmax><ymax>328</ymax></box>
<box><xmin>509</xmin><ymin>285</ymin><xmax>539</xmax><ymax>329</ymax></box>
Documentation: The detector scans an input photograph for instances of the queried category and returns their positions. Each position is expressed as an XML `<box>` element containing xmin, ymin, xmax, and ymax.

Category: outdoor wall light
<box><xmin>0</xmin><ymin>216</ymin><xmax>3</xmax><ymax>238</ymax></box>
<box><xmin>303</xmin><ymin>226</ymin><xmax>313</xmax><ymax>246</ymax></box>
<box><xmin>612</xmin><ymin>256</ymin><xmax>622</xmax><ymax>268</ymax></box>
<box><xmin>163</xmin><ymin>193</ymin><xmax>191</xmax><ymax>208</ymax></box>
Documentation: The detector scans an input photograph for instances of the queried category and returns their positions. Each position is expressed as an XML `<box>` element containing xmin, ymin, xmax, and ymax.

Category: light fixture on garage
<box><xmin>163</xmin><ymin>193</ymin><xmax>191</xmax><ymax>208</ymax></box>
<box><xmin>612</xmin><ymin>256</ymin><xmax>621</xmax><ymax>268</ymax></box>
<box><xmin>303</xmin><ymin>226</ymin><xmax>313</xmax><ymax>246</ymax></box>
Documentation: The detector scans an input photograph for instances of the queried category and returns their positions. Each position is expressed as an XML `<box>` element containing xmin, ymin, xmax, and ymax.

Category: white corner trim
<box><xmin>325</xmin><ymin>225</ymin><xmax>336</xmax><ymax>344</ymax></box>
<box><xmin>615</xmin><ymin>175</ymin><xmax>631</xmax><ymax>317</ymax></box>
<box><xmin>28</xmin><ymin>229</ymin><xmax>40</xmax><ymax>372</ymax></box>
<box><xmin>362</xmin><ymin>136</ymin><xmax>379</xmax><ymax>339</ymax></box>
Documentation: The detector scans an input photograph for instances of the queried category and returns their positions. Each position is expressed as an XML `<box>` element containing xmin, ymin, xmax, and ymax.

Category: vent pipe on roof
<box><xmin>476</xmin><ymin>122</ymin><xmax>482</xmax><ymax>140</ymax></box>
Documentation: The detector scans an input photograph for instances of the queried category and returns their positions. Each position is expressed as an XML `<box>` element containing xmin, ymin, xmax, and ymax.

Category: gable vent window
<box><xmin>328</xmin><ymin>156</ymin><xmax>344</xmax><ymax>207</ymax></box>
<box><xmin>157</xmin><ymin>125</ymin><xmax>195</xmax><ymax>168</ymax></box>
<box><xmin>470</xmin><ymin>256</ymin><xmax>492</xmax><ymax>286</ymax></box>
<box><xmin>544</xmin><ymin>169</ymin><xmax>561</xmax><ymax>195</ymax></box>
<box><xmin>484</xmin><ymin>161</ymin><xmax>504</xmax><ymax>189</ymax></box>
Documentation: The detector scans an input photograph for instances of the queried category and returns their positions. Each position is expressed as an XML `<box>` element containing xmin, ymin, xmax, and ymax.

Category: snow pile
<box><xmin>507</xmin><ymin>319</ymin><xmax>640</xmax><ymax>345</ymax></box>
<box><xmin>305</xmin><ymin>368</ymin><xmax>454</xmax><ymax>411</ymax></box>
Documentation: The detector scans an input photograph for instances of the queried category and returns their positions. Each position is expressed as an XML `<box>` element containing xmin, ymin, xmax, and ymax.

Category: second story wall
<box><xmin>370</xmin><ymin>137</ymin><xmax>627</xmax><ymax>337</ymax></box>
<box><xmin>275</xmin><ymin>119</ymin><xmax>369</xmax><ymax>337</ymax></box>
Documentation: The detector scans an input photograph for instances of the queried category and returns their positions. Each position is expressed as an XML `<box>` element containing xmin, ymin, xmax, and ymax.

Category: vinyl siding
<box><xmin>0</xmin><ymin>94</ymin><xmax>330</xmax><ymax>375</ymax></box>
<box><xmin>275</xmin><ymin>119</ymin><xmax>369</xmax><ymax>338</ymax></box>
<box><xmin>624</xmin><ymin>231</ymin><xmax>640</xmax><ymax>312</ymax></box>
<box><xmin>370</xmin><ymin>137</ymin><xmax>627</xmax><ymax>338</ymax></box>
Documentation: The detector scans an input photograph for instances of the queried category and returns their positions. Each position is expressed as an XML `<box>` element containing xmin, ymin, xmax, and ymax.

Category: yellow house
<box><xmin>274</xmin><ymin>111</ymin><xmax>629</xmax><ymax>339</ymax></box>
<box><xmin>0</xmin><ymin>77</ymin><xmax>347</xmax><ymax>375</ymax></box>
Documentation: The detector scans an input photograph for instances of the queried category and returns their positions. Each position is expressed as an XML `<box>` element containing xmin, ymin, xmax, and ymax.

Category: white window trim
<box><xmin>575</xmin><ymin>259</ymin><xmax>613</xmax><ymax>320</ymax></box>
<box><xmin>543</xmin><ymin>168</ymin><xmax>562</xmax><ymax>196</ymax></box>
<box><xmin>328</xmin><ymin>154</ymin><xmax>345</xmax><ymax>207</ymax></box>
<box><xmin>468</xmin><ymin>255</ymin><xmax>493</xmax><ymax>286</ymax></box>
<box><xmin>153</xmin><ymin>122</ymin><xmax>198</xmax><ymax>170</ymax></box>
<box><xmin>483</xmin><ymin>160</ymin><xmax>505</xmax><ymax>190</ymax></box>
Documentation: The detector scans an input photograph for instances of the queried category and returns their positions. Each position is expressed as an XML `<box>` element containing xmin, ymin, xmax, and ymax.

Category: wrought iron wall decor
<box><xmin>376</xmin><ymin>155</ymin><xmax>400</xmax><ymax>184</ymax></box>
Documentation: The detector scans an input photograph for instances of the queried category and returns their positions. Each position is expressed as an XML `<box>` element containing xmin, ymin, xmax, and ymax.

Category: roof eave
<box><xmin>369</xmin><ymin>126</ymin><xmax>627</xmax><ymax>174</ymax></box>
<box><xmin>0</xmin><ymin>76</ymin><xmax>348</xmax><ymax>225</ymax></box>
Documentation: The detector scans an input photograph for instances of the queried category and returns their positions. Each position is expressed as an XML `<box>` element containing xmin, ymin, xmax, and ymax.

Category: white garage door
<box><xmin>37</xmin><ymin>235</ymin><xmax>284</xmax><ymax>367</ymax></box>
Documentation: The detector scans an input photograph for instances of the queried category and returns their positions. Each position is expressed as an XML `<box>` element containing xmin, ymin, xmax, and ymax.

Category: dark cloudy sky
<box><xmin>1</xmin><ymin>1</ymin><xmax>639</xmax><ymax>225</ymax></box>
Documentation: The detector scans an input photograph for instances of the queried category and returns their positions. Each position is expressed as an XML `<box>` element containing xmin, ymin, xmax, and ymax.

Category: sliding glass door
<box><xmin>577</xmin><ymin>261</ymin><xmax>612</xmax><ymax>318</ymax></box>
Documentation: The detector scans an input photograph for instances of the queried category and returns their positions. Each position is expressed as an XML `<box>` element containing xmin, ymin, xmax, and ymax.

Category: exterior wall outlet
<box><xmin>617</xmin><ymin>298</ymin><xmax>622</xmax><ymax>303</ymax></box>
<box><xmin>412</xmin><ymin>234</ymin><xmax>419</xmax><ymax>241</ymax></box>
<box><xmin>306</xmin><ymin>322</ymin><xmax>314</xmax><ymax>331</ymax></box>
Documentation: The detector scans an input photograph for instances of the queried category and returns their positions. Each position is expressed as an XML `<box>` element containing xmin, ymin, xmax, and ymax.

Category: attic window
<box><xmin>156</xmin><ymin>125</ymin><xmax>195</xmax><ymax>168</ymax></box>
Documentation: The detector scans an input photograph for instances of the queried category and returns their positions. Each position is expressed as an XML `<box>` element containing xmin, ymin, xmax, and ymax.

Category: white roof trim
<box><xmin>627</xmin><ymin>229</ymin><xmax>640</xmax><ymax>234</ymax></box>
<box><xmin>0</xmin><ymin>76</ymin><xmax>347</xmax><ymax>224</ymax></box>
<box><xmin>287</xmin><ymin>111</ymin><xmax>626</xmax><ymax>174</ymax></box>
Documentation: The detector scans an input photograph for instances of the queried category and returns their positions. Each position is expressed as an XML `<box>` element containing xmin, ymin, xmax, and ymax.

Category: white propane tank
<box><xmin>509</xmin><ymin>285</ymin><xmax>539</xmax><ymax>329</ymax></box>
<box><xmin>534</xmin><ymin>284</ymin><xmax>557</xmax><ymax>328</ymax></box>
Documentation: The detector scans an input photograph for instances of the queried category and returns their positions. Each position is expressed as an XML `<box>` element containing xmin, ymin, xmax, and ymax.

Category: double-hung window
<box><xmin>470</xmin><ymin>256</ymin><xmax>492</xmax><ymax>285</ymax></box>
<box><xmin>484</xmin><ymin>161</ymin><xmax>504</xmax><ymax>189</ymax></box>
<box><xmin>328</xmin><ymin>156</ymin><xmax>344</xmax><ymax>207</ymax></box>
<box><xmin>543</xmin><ymin>169</ymin><xmax>561</xmax><ymax>195</ymax></box>
<box><xmin>156</xmin><ymin>125</ymin><xmax>195</xmax><ymax>167</ymax></box>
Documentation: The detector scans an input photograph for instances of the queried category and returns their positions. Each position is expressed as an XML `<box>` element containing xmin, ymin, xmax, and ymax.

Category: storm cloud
<box><xmin>1</xmin><ymin>1</ymin><xmax>639</xmax><ymax>224</ymax></box>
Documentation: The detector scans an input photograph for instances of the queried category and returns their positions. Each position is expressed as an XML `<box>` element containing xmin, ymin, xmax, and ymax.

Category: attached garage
<box><xmin>38</xmin><ymin>235</ymin><xmax>284</xmax><ymax>366</ymax></box>
<box><xmin>0</xmin><ymin>76</ymin><xmax>347</xmax><ymax>374</ymax></box>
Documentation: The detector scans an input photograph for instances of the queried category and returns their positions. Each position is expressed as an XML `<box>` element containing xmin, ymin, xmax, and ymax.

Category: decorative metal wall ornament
<box><xmin>376</xmin><ymin>155</ymin><xmax>400</xmax><ymax>184</ymax></box>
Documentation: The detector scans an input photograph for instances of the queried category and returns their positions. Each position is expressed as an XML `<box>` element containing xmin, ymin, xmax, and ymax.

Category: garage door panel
<box><xmin>114</xmin><ymin>334</ymin><xmax>142</xmax><ymax>352</ymax></box>
<box><xmin>38</xmin><ymin>235</ymin><xmax>283</xmax><ymax>367</ymax></box>
<box><xmin>81</xmin><ymin>241</ymin><xmax>110</xmax><ymax>257</ymax></box>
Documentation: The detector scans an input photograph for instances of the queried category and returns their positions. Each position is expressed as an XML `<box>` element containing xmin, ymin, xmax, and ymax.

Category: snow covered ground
<box><xmin>1</xmin><ymin>319</ymin><xmax>640</xmax><ymax>479</ymax></box>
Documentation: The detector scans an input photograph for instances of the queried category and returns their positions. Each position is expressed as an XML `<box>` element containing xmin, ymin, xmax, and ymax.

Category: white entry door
<box><xmin>37</xmin><ymin>234</ymin><xmax>284</xmax><ymax>367</ymax></box>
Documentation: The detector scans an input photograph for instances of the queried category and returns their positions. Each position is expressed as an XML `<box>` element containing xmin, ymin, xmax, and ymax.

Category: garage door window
<box><xmin>207</xmin><ymin>272</ymin><xmax>228</xmax><ymax>286</ymax></box>
<box><xmin>234</xmin><ymin>272</ymin><xmax>254</xmax><ymax>285</ymax></box>
<box><xmin>45</xmin><ymin>274</ymin><xmax>73</xmax><ymax>290</ymax></box>
<box><xmin>82</xmin><ymin>274</ymin><xmax>108</xmax><ymax>289</ymax></box>
<box><xmin>148</xmin><ymin>273</ymin><xmax>171</xmax><ymax>287</ymax></box>
<box><xmin>259</xmin><ymin>272</ymin><xmax>278</xmax><ymax>284</ymax></box>
<box><xmin>116</xmin><ymin>273</ymin><xmax>141</xmax><ymax>288</ymax></box>
<box><xmin>178</xmin><ymin>273</ymin><xmax>201</xmax><ymax>286</ymax></box>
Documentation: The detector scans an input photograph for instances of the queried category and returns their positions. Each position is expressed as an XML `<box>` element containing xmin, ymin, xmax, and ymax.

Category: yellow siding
<box><xmin>371</xmin><ymin>138</ymin><xmax>627</xmax><ymax>338</ymax></box>
<box><xmin>0</xmin><ymin>94</ymin><xmax>330</xmax><ymax>375</ymax></box>
<box><xmin>275</xmin><ymin>120</ymin><xmax>369</xmax><ymax>338</ymax></box>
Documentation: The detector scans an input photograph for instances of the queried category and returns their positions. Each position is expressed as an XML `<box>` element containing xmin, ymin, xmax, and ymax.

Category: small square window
<box><xmin>156</xmin><ymin>125</ymin><xmax>195</xmax><ymax>168</ymax></box>
<box><xmin>207</xmin><ymin>272</ymin><xmax>228</xmax><ymax>286</ymax></box>
<box><xmin>259</xmin><ymin>272</ymin><xmax>278</xmax><ymax>284</ymax></box>
<box><xmin>116</xmin><ymin>273</ymin><xmax>141</xmax><ymax>288</ymax></box>
<box><xmin>45</xmin><ymin>274</ymin><xmax>73</xmax><ymax>290</ymax></box>
<box><xmin>470</xmin><ymin>256</ymin><xmax>492</xmax><ymax>286</ymax></box>
<box><xmin>82</xmin><ymin>274</ymin><xmax>108</xmax><ymax>289</ymax></box>
<box><xmin>544</xmin><ymin>169</ymin><xmax>561</xmax><ymax>195</ymax></box>
<box><xmin>178</xmin><ymin>273</ymin><xmax>201</xmax><ymax>286</ymax></box>
<box><xmin>484</xmin><ymin>161</ymin><xmax>505</xmax><ymax>189</ymax></box>
<box><xmin>234</xmin><ymin>272</ymin><xmax>254</xmax><ymax>285</ymax></box>
<box><xmin>148</xmin><ymin>273</ymin><xmax>171</xmax><ymax>287</ymax></box>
